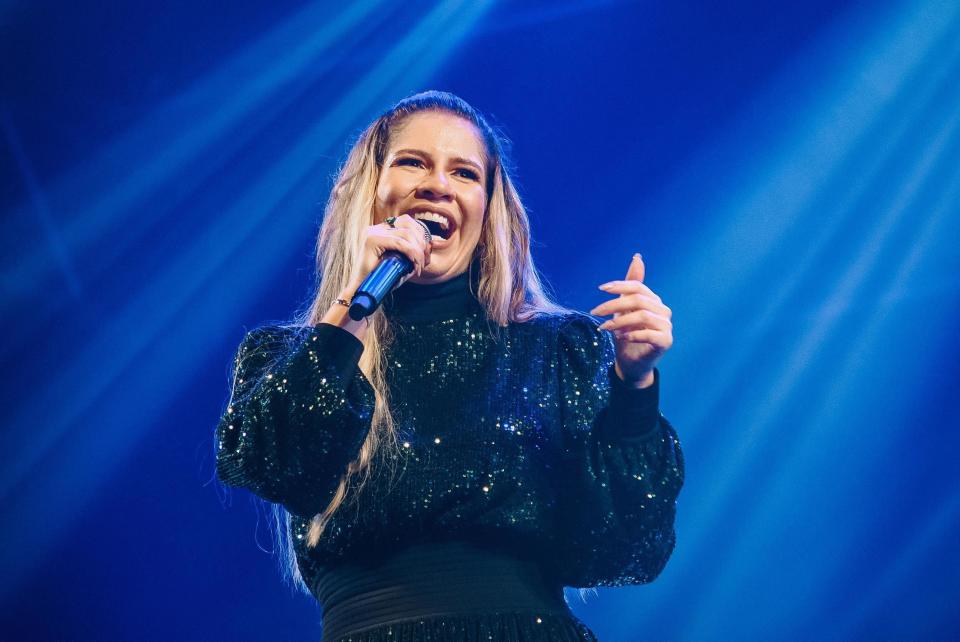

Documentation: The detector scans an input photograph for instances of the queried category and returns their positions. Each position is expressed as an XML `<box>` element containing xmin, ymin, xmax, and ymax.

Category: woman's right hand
<box><xmin>322</xmin><ymin>215</ymin><xmax>432</xmax><ymax>339</ymax></box>
<box><xmin>349</xmin><ymin>214</ymin><xmax>432</xmax><ymax>288</ymax></box>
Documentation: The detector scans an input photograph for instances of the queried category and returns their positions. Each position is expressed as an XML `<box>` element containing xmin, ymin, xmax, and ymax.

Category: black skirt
<box><xmin>313</xmin><ymin>540</ymin><xmax>597</xmax><ymax>642</ymax></box>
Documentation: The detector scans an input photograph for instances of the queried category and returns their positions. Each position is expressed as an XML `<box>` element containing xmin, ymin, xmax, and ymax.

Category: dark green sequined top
<box><xmin>216</xmin><ymin>272</ymin><xmax>684</xmax><ymax>641</ymax></box>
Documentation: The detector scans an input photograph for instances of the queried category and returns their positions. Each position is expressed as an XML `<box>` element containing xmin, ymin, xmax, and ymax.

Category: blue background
<box><xmin>2</xmin><ymin>0</ymin><xmax>959</xmax><ymax>639</ymax></box>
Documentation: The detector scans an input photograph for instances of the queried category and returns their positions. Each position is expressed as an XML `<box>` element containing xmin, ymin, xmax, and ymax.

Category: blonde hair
<box><xmin>276</xmin><ymin>91</ymin><xmax>567</xmax><ymax>592</ymax></box>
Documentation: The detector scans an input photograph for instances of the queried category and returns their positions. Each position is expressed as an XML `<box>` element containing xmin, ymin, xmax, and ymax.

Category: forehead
<box><xmin>387</xmin><ymin>111</ymin><xmax>487</xmax><ymax>164</ymax></box>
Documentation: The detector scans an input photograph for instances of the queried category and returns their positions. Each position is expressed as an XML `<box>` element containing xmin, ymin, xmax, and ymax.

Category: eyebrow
<box><xmin>393</xmin><ymin>148</ymin><xmax>485</xmax><ymax>174</ymax></box>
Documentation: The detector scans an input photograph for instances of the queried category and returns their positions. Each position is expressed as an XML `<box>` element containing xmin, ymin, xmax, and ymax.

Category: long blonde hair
<box><xmin>276</xmin><ymin>91</ymin><xmax>566</xmax><ymax>592</ymax></box>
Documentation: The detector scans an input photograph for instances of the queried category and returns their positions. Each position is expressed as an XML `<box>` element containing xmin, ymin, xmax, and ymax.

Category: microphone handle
<box><xmin>348</xmin><ymin>251</ymin><xmax>414</xmax><ymax>321</ymax></box>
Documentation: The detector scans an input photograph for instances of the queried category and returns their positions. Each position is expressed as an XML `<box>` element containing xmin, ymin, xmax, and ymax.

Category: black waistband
<box><xmin>314</xmin><ymin>541</ymin><xmax>569</xmax><ymax>641</ymax></box>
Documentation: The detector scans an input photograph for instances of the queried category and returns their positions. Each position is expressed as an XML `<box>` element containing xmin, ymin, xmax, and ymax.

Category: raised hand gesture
<box><xmin>591</xmin><ymin>254</ymin><xmax>674</xmax><ymax>389</ymax></box>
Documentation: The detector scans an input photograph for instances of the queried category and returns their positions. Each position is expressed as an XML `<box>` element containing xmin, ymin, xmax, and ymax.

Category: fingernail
<box><xmin>599</xmin><ymin>283</ymin><xmax>613</xmax><ymax>290</ymax></box>
<box><xmin>633</xmin><ymin>253</ymin><xmax>642</xmax><ymax>261</ymax></box>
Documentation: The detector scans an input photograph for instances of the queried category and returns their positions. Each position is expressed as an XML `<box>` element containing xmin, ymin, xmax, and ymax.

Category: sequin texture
<box><xmin>216</xmin><ymin>277</ymin><xmax>684</xmax><ymax>640</ymax></box>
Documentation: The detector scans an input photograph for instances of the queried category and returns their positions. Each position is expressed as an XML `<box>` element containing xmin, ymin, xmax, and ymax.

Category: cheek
<box><xmin>464</xmin><ymin>191</ymin><xmax>487</xmax><ymax>231</ymax></box>
<box><xmin>461</xmin><ymin>198</ymin><xmax>486</xmax><ymax>248</ymax></box>
<box><xmin>377</xmin><ymin>170</ymin><xmax>409</xmax><ymax>200</ymax></box>
<box><xmin>375</xmin><ymin>179</ymin><xmax>393</xmax><ymax>204</ymax></box>
<box><xmin>470</xmin><ymin>197</ymin><xmax>488</xmax><ymax>237</ymax></box>
<box><xmin>373</xmin><ymin>179</ymin><xmax>398</xmax><ymax>220</ymax></box>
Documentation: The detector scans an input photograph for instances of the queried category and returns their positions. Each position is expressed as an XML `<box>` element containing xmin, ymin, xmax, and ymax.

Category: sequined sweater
<box><xmin>216</xmin><ymin>272</ymin><xmax>684</xmax><ymax>638</ymax></box>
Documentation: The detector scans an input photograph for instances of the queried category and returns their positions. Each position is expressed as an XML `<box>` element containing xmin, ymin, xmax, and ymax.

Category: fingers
<box><xmin>391</xmin><ymin>214</ymin><xmax>432</xmax><ymax>268</ymax></box>
<box><xmin>625</xmin><ymin>253</ymin><xmax>645</xmax><ymax>283</ymax></box>
<box><xmin>395</xmin><ymin>214</ymin><xmax>431</xmax><ymax>274</ymax></box>
<box><xmin>364</xmin><ymin>214</ymin><xmax>432</xmax><ymax>276</ymax></box>
<box><xmin>614</xmin><ymin>328</ymin><xmax>673</xmax><ymax>351</ymax></box>
<box><xmin>598</xmin><ymin>280</ymin><xmax>661</xmax><ymax>299</ymax></box>
<box><xmin>372</xmin><ymin>234</ymin><xmax>427</xmax><ymax>275</ymax></box>
<box><xmin>602</xmin><ymin>256</ymin><xmax>675</xmax><ymax>363</ymax></box>
<box><xmin>598</xmin><ymin>308</ymin><xmax>671</xmax><ymax>332</ymax></box>
<box><xmin>590</xmin><ymin>293</ymin><xmax>670</xmax><ymax>318</ymax></box>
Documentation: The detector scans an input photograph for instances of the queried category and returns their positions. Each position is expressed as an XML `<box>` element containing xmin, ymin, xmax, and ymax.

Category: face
<box><xmin>374</xmin><ymin>110</ymin><xmax>489</xmax><ymax>284</ymax></box>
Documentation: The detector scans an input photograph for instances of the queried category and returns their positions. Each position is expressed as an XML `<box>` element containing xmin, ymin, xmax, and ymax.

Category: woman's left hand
<box><xmin>590</xmin><ymin>254</ymin><xmax>673</xmax><ymax>389</ymax></box>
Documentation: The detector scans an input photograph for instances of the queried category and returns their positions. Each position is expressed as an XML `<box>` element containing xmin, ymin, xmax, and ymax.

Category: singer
<box><xmin>215</xmin><ymin>91</ymin><xmax>683</xmax><ymax>641</ymax></box>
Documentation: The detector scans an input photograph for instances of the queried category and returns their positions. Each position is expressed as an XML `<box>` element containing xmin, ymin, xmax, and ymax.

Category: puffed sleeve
<box><xmin>215</xmin><ymin>323</ymin><xmax>375</xmax><ymax>518</ymax></box>
<box><xmin>552</xmin><ymin>314</ymin><xmax>684</xmax><ymax>588</ymax></box>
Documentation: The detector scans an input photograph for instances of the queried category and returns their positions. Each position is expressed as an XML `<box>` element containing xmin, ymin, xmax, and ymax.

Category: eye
<box><xmin>454</xmin><ymin>167</ymin><xmax>480</xmax><ymax>181</ymax></box>
<box><xmin>395</xmin><ymin>157</ymin><xmax>424</xmax><ymax>168</ymax></box>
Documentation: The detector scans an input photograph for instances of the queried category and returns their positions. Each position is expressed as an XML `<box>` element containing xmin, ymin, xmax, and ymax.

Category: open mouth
<box><xmin>420</xmin><ymin>219</ymin><xmax>448</xmax><ymax>239</ymax></box>
<box><xmin>409</xmin><ymin>211</ymin><xmax>453</xmax><ymax>240</ymax></box>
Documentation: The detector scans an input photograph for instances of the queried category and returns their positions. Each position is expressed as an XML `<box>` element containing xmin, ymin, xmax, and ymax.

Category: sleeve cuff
<box><xmin>606</xmin><ymin>366</ymin><xmax>661</xmax><ymax>439</ymax></box>
<box><xmin>308</xmin><ymin>323</ymin><xmax>365</xmax><ymax>382</ymax></box>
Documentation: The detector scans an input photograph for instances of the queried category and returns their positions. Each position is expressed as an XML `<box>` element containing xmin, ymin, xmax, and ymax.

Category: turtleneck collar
<box><xmin>382</xmin><ymin>268</ymin><xmax>481</xmax><ymax>323</ymax></box>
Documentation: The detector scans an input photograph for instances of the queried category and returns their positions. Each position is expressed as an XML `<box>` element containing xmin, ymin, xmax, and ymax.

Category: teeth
<box><xmin>410</xmin><ymin>211</ymin><xmax>450</xmax><ymax>230</ymax></box>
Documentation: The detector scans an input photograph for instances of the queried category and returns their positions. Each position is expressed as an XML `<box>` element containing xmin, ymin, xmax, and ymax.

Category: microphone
<box><xmin>348</xmin><ymin>221</ymin><xmax>431</xmax><ymax>321</ymax></box>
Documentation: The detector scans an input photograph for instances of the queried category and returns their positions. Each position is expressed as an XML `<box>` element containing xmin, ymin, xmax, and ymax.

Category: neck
<box><xmin>382</xmin><ymin>269</ymin><xmax>480</xmax><ymax>322</ymax></box>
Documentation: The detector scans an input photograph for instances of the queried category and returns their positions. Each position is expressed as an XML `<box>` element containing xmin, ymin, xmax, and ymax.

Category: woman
<box><xmin>216</xmin><ymin>91</ymin><xmax>683</xmax><ymax>641</ymax></box>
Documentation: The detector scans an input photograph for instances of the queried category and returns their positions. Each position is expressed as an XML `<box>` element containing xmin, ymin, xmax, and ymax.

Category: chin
<box><xmin>413</xmin><ymin>261</ymin><xmax>465</xmax><ymax>284</ymax></box>
<box><xmin>412</xmin><ymin>271</ymin><xmax>452</xmax><ymax>284</ymax></box>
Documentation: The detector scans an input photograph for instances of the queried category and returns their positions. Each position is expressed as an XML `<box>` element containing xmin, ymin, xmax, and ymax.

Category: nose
<box><xmin>416</xmin><ymin>168</ymin><xmax>453</xmax><ymax>201</ymax></box>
